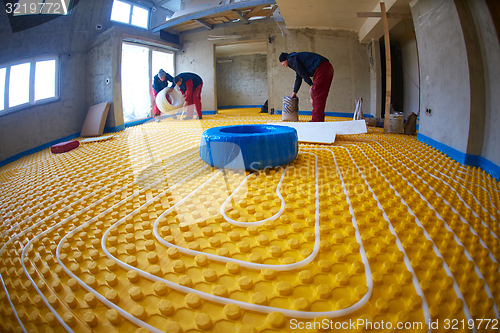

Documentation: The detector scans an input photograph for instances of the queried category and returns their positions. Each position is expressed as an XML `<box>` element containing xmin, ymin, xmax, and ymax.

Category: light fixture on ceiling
<box><xmin>217</xmin><ymin>58</ymin><xmax>232</xmax><ymax>63</ymax></box>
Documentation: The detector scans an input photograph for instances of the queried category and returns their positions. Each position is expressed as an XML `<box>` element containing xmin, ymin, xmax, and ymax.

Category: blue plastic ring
<box><xmin>200</xmin><ymin>125</ymin><xmax>298</xmax><ymax>170</ymax></box>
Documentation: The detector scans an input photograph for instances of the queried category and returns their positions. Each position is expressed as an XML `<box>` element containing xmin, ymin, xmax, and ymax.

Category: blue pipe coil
<box><xmin>200</xmin><ymin>125</ymin><xmax>298</xmax><ymax>170</ymax></box>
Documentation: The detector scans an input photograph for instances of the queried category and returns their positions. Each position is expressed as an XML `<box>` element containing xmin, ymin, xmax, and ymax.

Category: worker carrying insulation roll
<box><xmin>279</xmin><ymin>52</ymin><xmax>334</xmax><ymax>122</ymax></box>
<box><xmin>152</xmin><ymin>69</ymin><xmax>175</xmax><ymax>122</ymax></box>
<box><xmin>174</xmin><ymin>72</ymin><xmax>204</xmax><ymax>120</ymax></box>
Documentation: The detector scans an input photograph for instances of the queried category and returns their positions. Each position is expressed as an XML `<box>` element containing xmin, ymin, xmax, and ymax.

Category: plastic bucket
<box><xmin>388</xmin><ymin>114</ymin><xmax>404</xmax><ymax>134</ymax></box>
<box><xmin>282</xmin><ymin>96</ymin><xmax>298</xmax><ymax>121</ymax></box>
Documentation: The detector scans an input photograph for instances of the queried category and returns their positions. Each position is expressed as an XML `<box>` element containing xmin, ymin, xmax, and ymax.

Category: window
<box><xmin>0</xmin><ymin>56</ymin><xmax>59</xmax><ymax>115</ymax></box>
<box><xmin>0</xmin><ymin>68</ymin><xmax>5</xmax><ymax>112</ymax></box>
<box><xmin>9</xmin><ymin>63</ymin><xmax>30</xmax><ymax>108</ymax></box>
<box><xmin>111</xmin><ymin>0</ymin><xmax>149</xmax><ymax>29</ymax></box>
<box><xmin>35</xmin><ymin>60</ymin><xmax>56</xmax><ymax>101</ymax></box>
<box><xmin>152</xmin><ymin>51</ymin><xmax>174</xmax><ymax>81</ymax></box>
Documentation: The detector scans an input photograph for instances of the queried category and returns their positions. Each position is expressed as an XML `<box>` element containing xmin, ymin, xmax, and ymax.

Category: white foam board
<box><xmin>81</xmin><ymin>102</ymin><xmax>110</xmax><ymax>137</ymax></box>
<box><xmin>270</xmin><ymin>120</ymin><xmax>367</xmax><ymax>144</ymax></box>
<box><xmin>79</xmin><ymin>134</ymin><xmax>115</xmax><ymax>144</ymax></box>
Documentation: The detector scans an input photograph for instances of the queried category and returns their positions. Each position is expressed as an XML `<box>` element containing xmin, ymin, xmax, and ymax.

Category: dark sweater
<box><xmin>286</xmin><ymin>52</ymin><xmax>328</xmax><ymax>93</ymax></box>
<box><xmin>152</xmin><ymin>73</ymin><xmax>174</xmax><ymax>93</ymax></box>
<box><xmin>176</xmin><ymin>72</ymin><xmax>203</xmax><ymax>93</ymax></box>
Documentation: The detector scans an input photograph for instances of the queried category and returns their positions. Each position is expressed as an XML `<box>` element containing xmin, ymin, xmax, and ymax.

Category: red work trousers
<box><xmin>153</xmin><ymin>89</ymin><xmax>161</xmax><ymax>116</ymax></box>
<box><xmin>310</xmin><ymin>61</ymin><xmax>334</xmax><ymax>122</ymax></box>
<box><xmin>184</xmin><ymin>83</ymin><xmax>203</xmax><ymax>118</ymax></box>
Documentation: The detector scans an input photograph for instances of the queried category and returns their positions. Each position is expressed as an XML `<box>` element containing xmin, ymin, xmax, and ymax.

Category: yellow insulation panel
<box><xmin>0</xmin><ymin>109</ymin><xmax>499</xmax><ymax>333</ymax></box>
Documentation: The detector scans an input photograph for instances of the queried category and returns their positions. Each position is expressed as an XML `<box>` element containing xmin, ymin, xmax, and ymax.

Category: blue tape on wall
<box><xmin>417</xmin><ymin>133</ymin><xmax>500</xmax><ymax>180</ymax></box>
<box><xmin>0</xmin><ymin>132</ymin><xmax>80</xmax><ymax>168</ymax></box>
<box><xmin>274</xmin><ymin>110</ymin><xmax>374</xmax><ymax>118</ymax></box>
<box><xmin>218</xmin><ymin>105</ymin><xmax>262</xmax><ymax>109</ymax></box>
<box><xmin>104</xmin><ymin>124</ymin><xmax>126</xmax><ymax>133</ymax></box>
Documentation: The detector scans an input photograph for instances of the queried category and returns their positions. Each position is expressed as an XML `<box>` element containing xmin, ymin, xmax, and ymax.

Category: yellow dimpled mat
<box><xmin>0</xmin><ymin>108</ymin><xmax>499</xmax><ymax>333</ymax></box>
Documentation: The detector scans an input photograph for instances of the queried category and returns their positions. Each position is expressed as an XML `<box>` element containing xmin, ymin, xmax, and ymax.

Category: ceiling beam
<box><xmin>246</xmin><ymin>5</ymin><xmax>266</xmax><ymax>19</ymax></box>
<box><xmin>265</xmin><ymin>5</ymin><xmax>277</xmax><ymax>18</ymax></box>
<box><xmin>234</xmin><ymin>9</ymin><xmax>249</xmax><ymax>23</ymax></box>
<box><xmin>358</xmin><ymin>0</ymin><xmax>397</xmax><ymax>43</ymax></box>
<box><xmin>194</xmin><ymin>18</ymin><xmax>213</xmax><ymax>29</ymax></box>
<box><xmin>357</xmin><ymin>12</ymin><xmax>412</xmax><ymax>20</ymax></box>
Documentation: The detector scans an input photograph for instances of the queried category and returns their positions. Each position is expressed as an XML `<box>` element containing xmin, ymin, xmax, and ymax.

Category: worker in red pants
<box><xmin>152</xmin><ymin>69</ymin><xmax>175</xmax><ymax>122</ymax></box>
<box><xmin>279</xmin><ymin>52</ymin><xmax>334</xmax><ymax>122</ymax></box>
<box><xmin>173</xmin><ymin>72</ymin><xmax>203</xmax><ymax>120</ymax></box>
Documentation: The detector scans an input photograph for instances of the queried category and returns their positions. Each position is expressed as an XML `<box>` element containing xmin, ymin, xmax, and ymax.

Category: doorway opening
<box><xmin>215</xmin><ymin>41</ymin><xmax>268</xmax><ymax>110</ymax></box>
<box><xmin>121</xmin><ymin>42</ymin><xmax>175</xmax><ymax>123</ymax></box>
<box><xmin>380</xmin><ymin>19</ymin><xmax>420</xmax><ymax>120</ymax></box>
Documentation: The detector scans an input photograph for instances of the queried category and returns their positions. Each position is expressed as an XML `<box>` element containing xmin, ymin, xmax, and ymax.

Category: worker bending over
<box><xmin>152</xmin><ymin>69</ymin><xmax>174</xmax><ymax>122</ymax></box>
<box><xmin>279</xmin><ymin>52</ymin><xmax>334</xmax><ymax>122</ymax></box>
<box><xmin>173</xmin><ymin>72</ymin><xmax>203</xmax><ymax>120</ymax></box>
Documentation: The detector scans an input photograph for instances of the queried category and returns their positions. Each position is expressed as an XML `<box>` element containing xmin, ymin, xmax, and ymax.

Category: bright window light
<box><xmin>121</xmin><ymin>43</ymin><xmax>151</xmax><ymax>122</ymax></box>
<box><xmin>35</xmin><ymin>60</ymin><xmax>56</xmax><ymax>101</ymax></box>
<box><xmin>111</xmin><ymin>0</ymin><xmax>131</xmax><ymax>24</ymax></box>
<box><xmin>152</xmin><ymin>51</ymin><xmax>174</xmax><ymax>80</ymax></box>
<box><xmin>9</xmin><ymin>63</ymin><xmax>30</xmax><ymax>108</ymax></box>
<box><xmin>0</xmin><ymin>68</ymin><xmax>5</xmax><ymax>111</ymax></box>
<box><xmin>131</xmin><ymin>5</ymin><xmax>148</xmax><ymax>28</ymax></box>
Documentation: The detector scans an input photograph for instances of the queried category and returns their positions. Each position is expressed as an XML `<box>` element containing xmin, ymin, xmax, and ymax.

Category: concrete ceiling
<box><xmin>275</xmin><ymin>0</ymin><xmax>414</xmax><ymax>42</ymax></box>
<box><xmin>275</xmin><ymin>0</ymin><xmax>384</xmax><ymax>31</ymax></box>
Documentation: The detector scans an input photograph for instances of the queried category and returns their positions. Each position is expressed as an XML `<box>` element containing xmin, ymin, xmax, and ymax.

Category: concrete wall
<box><xmin>216</xmin><ymin>54</ymin><xmax>268</xmax><ymax>107</ymax></box>
<box><xmin>176</xmin><ymin>32</ymin><xmax>217</xmax><ymax>111</ymax></box>
<box><xmin>270</xmin><ymin>28</ymin><xmax>371</xmax><ymax>114</ymax></box>
<box><xmin>87</xmin><ymin>28</ymin><xmax>117</xmax><ymax>128</ymax></box>
<box><xmin>469</xmin><ymin>0</ymin><xmax>500</xmax><ymax>166</ymax></box>
<box><xmin>412</xmin><ymin>0</ymin><xmax>499</xmax><ymax>167</ymax></box>
<box><xmin>412</xmin><ymin>0</ymin><xmax>471</xmax><ymax>153</ymax></box>
<box><xmin>0</xmin><ymin>0</ymin><xmax>173</xmax><ymax>162</ymax></box>
<box><xmin>0</xmin><ymin>0</ymin><xmax>93</xmax><ymax>162</ymax></box>
<box><xmin>178</xmin><ymin>22</ymin><xmax>371</xmax><ymax>114</ymax></box>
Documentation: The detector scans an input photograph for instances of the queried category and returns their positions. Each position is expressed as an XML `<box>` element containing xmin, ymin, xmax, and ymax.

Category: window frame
<box><xmin>110</xmin><ymin>0</ymin><xmax>150</xmax><ymax>30</ymax></box>
<box><xmin>0</xmin><ymin>54</ymin><xmax>60</xmax><ymax>116</ymax></box>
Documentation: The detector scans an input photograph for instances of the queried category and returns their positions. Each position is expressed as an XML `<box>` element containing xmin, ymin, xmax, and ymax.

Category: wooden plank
<box><xmin>246</xmin><ymin>9</ymin><xmax>269</xmax><ymax>18</ymax></box>
<box><xmin>211</xmin><ymin>16</ymin><xmax>230</xmax><ymax>22</ymax></box>
<box><xmin>246</xmin><ymin>5</ymin><xmax>266</xmax><ymax>18</ymax></box>
<box><xmin>207</xmin><ymin>9</ymin><xmax>234</xmax><ymax>17</ymax></box>
<box><xmin>357</xmin><ymin>12</ymin><xmax>412</xmax><ymax>19</ymax></box>
<box><xmin>175</xmin><ymin>22</ymin><xmax>202</xmax><ymax>32</ymax></box>
<box><xmin>380</xmin><ymin>2</ymin><xmax>392</xmax><ymax>134</ymax></box>
<box><xmin>224</xmin><ymin>12</ymin><xmax>240</xmax><ymax>20</ymax></box>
